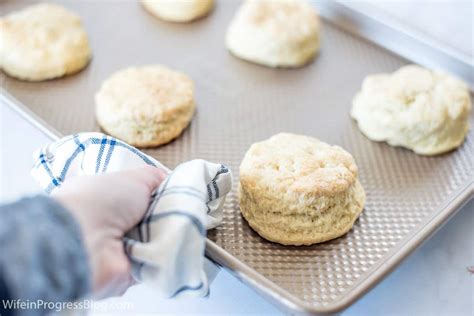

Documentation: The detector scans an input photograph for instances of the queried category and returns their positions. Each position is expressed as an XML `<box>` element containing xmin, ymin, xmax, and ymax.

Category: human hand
<box><xmin>52</xmin><ymin>166</ymin><xmax>166</xmax><ymax>298</ymax></box>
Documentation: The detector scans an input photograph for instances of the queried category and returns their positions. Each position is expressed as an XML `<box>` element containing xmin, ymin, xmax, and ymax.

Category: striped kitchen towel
<box><xmin>31</xmin><ymin>132</ymin><xmax>232</xmax><ymax>298</ymax></box>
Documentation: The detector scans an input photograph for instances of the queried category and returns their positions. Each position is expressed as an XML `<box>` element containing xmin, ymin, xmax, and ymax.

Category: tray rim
<box><xmin>3</xmin><ymin>87</ymin><xmax>473</xmax><ymax>314</ymax></box>
<box><xmin>316</xmin><ymin>0</ymin><xmax>473</xmax><ymax>89</ymax></box>
<box><xmin>206</xmin><ymin>183</ymin><xmax>473</xmax><ymax>314</ymax></box>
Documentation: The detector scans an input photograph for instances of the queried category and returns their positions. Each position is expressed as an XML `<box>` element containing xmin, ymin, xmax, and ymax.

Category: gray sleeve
<box><xmin>0</xmin><ymin>195</ymin><xmax>91</xmax><ymax>306</ymax></box>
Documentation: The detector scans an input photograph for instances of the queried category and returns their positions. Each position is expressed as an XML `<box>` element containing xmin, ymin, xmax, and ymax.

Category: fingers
<box><xmin>127</xmin><ymin>165</ymin><xmax>167</xmax><ymax>192</ymax></box>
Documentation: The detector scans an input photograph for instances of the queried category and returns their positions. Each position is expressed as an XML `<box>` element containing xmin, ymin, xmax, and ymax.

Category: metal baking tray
<box><xmin>1</xmin><ymin>0</ymin><xmax>473</xmax><ymax>314</ymax></box>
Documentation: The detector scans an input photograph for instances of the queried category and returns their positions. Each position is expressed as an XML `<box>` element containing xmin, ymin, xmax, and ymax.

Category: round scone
<box><xmin>226</xmin><ymin>0</ymin><xmax>320</xmax><ymax>68</ymax></box>
<box><xmin>141</xmin><ymin>0</ymin><xmax>214</xmax><ymax>23</ymax></box>
<box><xmin>95</xmin><ymin>65</ymin><xmax>195</xmax><ymax>147</ymax></box>
<box><xmin>351</xmin><ymin>65</ymin><xmax>471</xmax><ymax>155</ymax></box>
<box><xmin>0</xmin><ymin>3</ymin><xmax>91</xmax><ymax>81</ymax></box>
<box><xmin>239</xmin><ymin>133</ymin><xmax>365</xmax><ymax>246</ymax></box>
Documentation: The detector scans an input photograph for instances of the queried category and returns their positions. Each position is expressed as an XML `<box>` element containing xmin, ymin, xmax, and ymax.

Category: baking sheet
<box><xmin>1</xmin><ymin>0</ymin><xmax>473</xmax><ymax>314</ymax></box>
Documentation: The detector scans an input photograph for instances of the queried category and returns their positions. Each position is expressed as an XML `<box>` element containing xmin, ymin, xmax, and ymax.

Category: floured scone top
<box><xmin>226</xmin><ymin>0</ymin><xmax>320</xmax><ymax>68</ymax></box>
<box><xmin>95</xmin><ymin>65</ymin><xmax>195</xmax><ymax>147</ymax></box>
<box><xmin>141</xmin><ymin>0</ymin><xmax>214</xmax><ymax>22</ymax></box>
<box><xmin>351</xmin><ymin>65</ymin><xmax>471</xmax><ymax>155</ymax></box>
<box><xmin>0</xmin><ymin>3</ymin><xmax>91</xmax><ymax>81</ymax></box>
<box><xmin>239</xmin><ymin>133</ymin><xmax>365</xmax><ymax>246</ymax></box>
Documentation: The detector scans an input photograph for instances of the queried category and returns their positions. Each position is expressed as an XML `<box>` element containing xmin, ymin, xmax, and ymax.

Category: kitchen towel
<box><xmin>31</xmin><ymin>132</ymin><xmax>232</xmax><ymax>298</ymax></box>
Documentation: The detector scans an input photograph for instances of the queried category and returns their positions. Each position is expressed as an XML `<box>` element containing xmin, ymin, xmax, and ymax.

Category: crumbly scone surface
<box><xmin>226</xmin><ymin>0</ymin><xmax>320</xmax><ymax>67</ymax></box>
<box><xmin>0</xmin><ymin>3</ymin><xmax>91</xmax><ymax>81</ymax></box>
<box><xmin>351</xmin><ymin>65</ymin><xmax>471</xmax><ymax>155</ymax></box>
<box><xmin>239</xmin><ymin>133</ymin><xmax>365</xmax><ymax>246</ymax></box>
<box><xmin>95</xmin><ymin>65</ymin><xmax>195</xmax><ymax>147</ymax></box>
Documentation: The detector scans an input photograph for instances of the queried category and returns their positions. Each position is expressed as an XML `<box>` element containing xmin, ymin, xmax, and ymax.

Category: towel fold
<box><xmin>31</xmin><ymin>133</ymin><xmax>232</xmax><ymax>298</ymax></box>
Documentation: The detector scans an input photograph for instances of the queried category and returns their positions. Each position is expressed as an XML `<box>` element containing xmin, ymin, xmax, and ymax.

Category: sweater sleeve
<box><xmin>0</xmin><ymin>195</ymin><xmax>91</xmax><ymax>314</ymax></box>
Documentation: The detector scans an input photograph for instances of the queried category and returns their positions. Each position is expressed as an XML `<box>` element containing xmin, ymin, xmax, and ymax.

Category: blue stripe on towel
<box><xmin>207</xmin><ymin>184</ymin><xmax>213</xmax><ymax>201</ymax></box>
<box><xmin>56</xmin><ymin>137</ymin><xmax>157</xmax><ymax>183</ymax></box>
<box><xmin>73</xmin><ymin>134</ymin><xmax>86</xmax><ymax>153</ymax></box>
<box><xmin>90</xmin><ymin>137</ymin><xmax>157</xmax><ymax>166</ymax></box>
<box><xmin>207</xmin><ymin>165</ymin><xmax>229</xmax><ymax>199</ymax></box>
<box><xmin>38</xmin><ymin>153</ymin><xmax>54</xmax><ymax>180</ymax></box>
<box><xmin>212</xmin><ymin>180</ymin><xmax>219</xmax><ymax>200</ymax></box>
<box><xmin>95</xmin><ymin>136</ymin><xmax>107</xmax><ymax>173</ymax></box>
<box><xmin>145</xmin><ymin>194</ymin><xmax>159</xmax><ymax>242</ymax></box>
<box><xmin>101</xmin><ymin>139</ymin><xmax>116</xmax><ymax>172</ymax></box>
<box><xmin>59</xmin><ymin>135</ymin><xmax>89</xmax><ymax>181</ymax></box>
<box><xmin>38</xmin><ymin>151</ymin><xmax>62</xmax><ymax>190</ymax></box>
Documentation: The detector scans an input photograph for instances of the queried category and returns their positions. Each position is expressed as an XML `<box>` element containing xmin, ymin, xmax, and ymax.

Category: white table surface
<box><xmin>1</xmin><ymin>92</ymin><xmax>473</xmax><ymax>316</ymax></box>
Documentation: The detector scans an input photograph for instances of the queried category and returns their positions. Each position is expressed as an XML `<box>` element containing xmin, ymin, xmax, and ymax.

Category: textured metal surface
<box><xmin>1</xmin><ymin>0</ymin><xmax>473</xmax><ymax>313</ymax></box>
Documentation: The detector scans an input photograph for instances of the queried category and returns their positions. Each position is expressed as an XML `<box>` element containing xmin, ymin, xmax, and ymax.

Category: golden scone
<box><xmin>141</xmin><ymin>0</ymin><xmax>214</xmax><ymax>23</ymax></box>
<box><xmin>95</xmin><ymin>65</ymin><xmax>195</xmax><ymax>147</ymax></box>
<box><xmin>239</xmin><ymin>133</ymin><xmax>365</xmax><ymax>246</ymax></box>
<box><xmin>0</xmin><ymin>3</ymin><xmax>91</xmax><ymax>81</ymax></box>
<box><xmin>351</xmin><ymin>65</ymin><xmax>471</xmax><ymax>155</ymax></box>
<box><xmin>226</xmin><ymin>0</ymin><xmax>320</xmax><ymax>68</ymax></box>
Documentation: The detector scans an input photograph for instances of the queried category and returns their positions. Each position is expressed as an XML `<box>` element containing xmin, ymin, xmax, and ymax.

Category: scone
<box><xmin>239</xmin><ymin>133</ymin><xmax>365</xmax><ymax>246</ymax></box>
<box><xmin>141</xmin><ymin>0</ymin><xmax>214</xmax><ymax>23</ymax></box>
<box><xmin>95</xmin><ymin>65</ymin><xmax>195</xmax><ymax>147</ymax></box>
<box><xmin>0</xmin><ymin>3</ymin><xmax>91</xmax><ymax>81</ymax></box>
<box><xmin>351</xmin><ymin>65</ymin><xmax>471</xmax><ymax>155</ymax></box>
<box><xmin>226</xmin><ymin>0</ymin><xmax>320</xmax><ymax>68</ymax></box>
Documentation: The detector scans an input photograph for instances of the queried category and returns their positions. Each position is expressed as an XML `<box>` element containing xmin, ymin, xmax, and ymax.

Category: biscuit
<box><xmin>351</xmin><ymin>65</ymin><xmax>471</xmax><ymax>155</ymax></box>
<box><xmin>0</xmin><ymin>3</ymin><xmax>91</xmax><ymax>81</ymax></box>
<box><xmin>226</xmin><ymin>0</ymin><xmax>320</xmax><ymax>68</ymax></box>
<box><xmin>95</xmin><ymin>65</ymin><xmax>195</xmax><ymax>147</ymax></box>
<box><xmin>141</xmin><ymin>0</ymin><xmax>214</xmax><ymax>23</ymax></box>
<box><xmin>239</xmin><ymin>133</ymin><xmax>365</xmax><ymax>246</ymax></box>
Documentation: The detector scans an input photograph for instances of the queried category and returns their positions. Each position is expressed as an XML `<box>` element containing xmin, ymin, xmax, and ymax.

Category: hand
<box><xmin>52</xmin><ymin>166</ymin><xmax>166</xmax><ymax>298</ymax></box>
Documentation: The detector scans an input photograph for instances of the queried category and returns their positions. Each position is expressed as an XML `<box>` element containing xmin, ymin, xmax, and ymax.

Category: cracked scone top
<box><xmin>95</xmin><ymin>65</ymin><xmax>195</xmax><ymax>147</ymax></box>
<box><xmin>351</xmin><ymin>65</ymin><xmax>471</xmax><ymax>155</ymax></box>
<box><xmin>0</xmin><ymin>3</ymin><xmax>91</xmax><ymax>81</ymax></box>
<box><xmin>239</xmin><ymin>133</ymin><xmax>365</xmax><ymax>246</ymax></box>
<box><xmin>226</xmin><ymin>0</ymin><xmax>320</xmax><ymax>68</ymax></box>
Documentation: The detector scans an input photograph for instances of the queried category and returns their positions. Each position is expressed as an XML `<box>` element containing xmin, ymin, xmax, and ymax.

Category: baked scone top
<box><xmin>0</xmin><ymin>4</ymin><xmax>90</xmax><ymax>71</ymax></box>
<box><xmin>236</xmin><ymin>0</ymin><xmax>319</xmax><ymax>41</ymax></box>
<box><xmin>351</xmin><ymin>65</ymin><xmax>471</xmax><ymax>155</ymax></box>
<box><xmin>95</xmin><ymin>65</ymin><xmax>194</xmax><ymax>121</ymax></box>
<box><xmin>355</xmin><ymin>65</ymin><xmax>470</xmax><ymax>121</ymax></box>
<box><xmin>140</xmin><ymin>0</ymin><xmax>214</xmax><ymax>23</ymax></box>
<box><xmin>240</xmin><ymin>133</ymin><xmax>358</xmax><ymax>196</ymax></box>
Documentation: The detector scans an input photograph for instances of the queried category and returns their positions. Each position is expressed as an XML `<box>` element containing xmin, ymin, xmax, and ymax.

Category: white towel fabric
<box><xmin>31</xmin><ymin>132</ymin><xmax>232</xmax><ymax>298</ymax></box>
